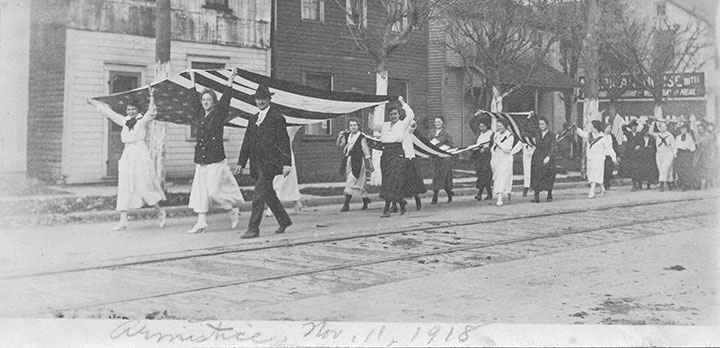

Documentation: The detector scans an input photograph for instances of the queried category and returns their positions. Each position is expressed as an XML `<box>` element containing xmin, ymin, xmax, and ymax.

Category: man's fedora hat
<box><xmin>253</xmin><ymin>85</ymin><xmax>274</xmax><ymax>99</ymax></box>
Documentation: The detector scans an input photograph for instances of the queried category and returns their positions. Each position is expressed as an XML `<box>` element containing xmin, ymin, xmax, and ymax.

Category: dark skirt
<box><xmin>431</xmin><ymin>157</ymin><xmax>453</xmax><ymax>191</ymax></box>
<box><xmin>474</xmin><ymin>152</ymin><xmax>492</xmax><ymax>189</ymax></box>
<box><xmin>604</xmin><ymin>156</ymin><xmax>615</xmax><ymax>187</ymax></box>
<box><xmin>675</xmin><ymin>149</ymin><xmax>693</xmax><ymax>188</ymax></box>
<box><xmin>530</xmin><ymin>157</ymin><xmax>556</xmax><ymax>192</ymax></box>
<box><xmin>402</xmin><ymin>159</ymin><xmax>428</xmax><ymax>197</ymax></box>
<box><xmin>380</xmin><ymin>143</ymin><xmax>406</xmax><ymax>201</ymax></box>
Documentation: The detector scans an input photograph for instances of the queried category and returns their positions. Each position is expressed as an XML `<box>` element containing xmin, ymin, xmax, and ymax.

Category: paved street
<box><xmin>0</xmin><ymin>185</ymin><xmax>718</xmax><ymax>327</ymax></box>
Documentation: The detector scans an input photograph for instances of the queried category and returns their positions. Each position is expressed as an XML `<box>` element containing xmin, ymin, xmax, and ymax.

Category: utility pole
<box><xmin>581</xmin><ymin>0</ymin><xmax>600</xmax><ymax>178</ymax></box>
<box><xmin>148</xmin><ymin>0</ymin><xmax>171</xmax><ymax>189</ymax></box>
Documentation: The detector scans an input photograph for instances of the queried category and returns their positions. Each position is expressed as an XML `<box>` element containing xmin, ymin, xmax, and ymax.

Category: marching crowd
<box><xmin>89</xmin><ymin>69</ymin><xmax>719</xmax><ymax>236</ymax></box>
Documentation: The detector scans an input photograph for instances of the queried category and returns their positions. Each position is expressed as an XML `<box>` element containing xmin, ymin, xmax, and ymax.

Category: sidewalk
<box><xmin>0</xmin><ymin>170</ymin><xmax>626</xmax><ymax>227</ymax></box>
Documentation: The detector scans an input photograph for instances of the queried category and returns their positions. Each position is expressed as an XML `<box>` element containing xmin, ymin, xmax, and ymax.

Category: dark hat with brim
<box><xmin>253</xmin><ymin>85</ymin><xmax>274</xmax><ymax>99</ymax></box>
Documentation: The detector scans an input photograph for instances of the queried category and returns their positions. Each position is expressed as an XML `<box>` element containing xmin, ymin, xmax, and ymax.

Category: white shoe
<box><xmin>588</xmin><ymin>192</ymin><xmax>595</xmax><ymax>198</ymax></box>
<box><xmin>187</xmin><ymin>222</ymin><xmax>208</xmax><ymax>234</ymax></box>
<box><xmin>600</xmin><ymin>191</ymin><xmax>605</xmax><ymax>196</ymax></box>
<box><xmin>496</xmin><ymin>199</ymin><xmax>504</xmax><ymax>206</ymax></box>
<box><xmin>294</xmin><ymin>201</ymin><xmax>304</xmax><ymax>213</ymax></box>
<box><xmin>158</xmin><ymin>210</ymin><xmax>167</xmax><ymax>228</ymax></box>
<box><xmin>229</xmin><ymin>208</ymin><xmax>240</xmax><ymax>229</ymax></box>
<box><xmin>112</xmin><ymin>220</ymin><xmax>128</xmax><ymax>231</ymax></box>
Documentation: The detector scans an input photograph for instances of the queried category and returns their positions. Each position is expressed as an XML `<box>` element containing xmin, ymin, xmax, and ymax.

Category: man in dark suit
<box><xmin>235</xmin><ymin>84</ymin><xmax>292</xmax><ymax>238</ymax></box>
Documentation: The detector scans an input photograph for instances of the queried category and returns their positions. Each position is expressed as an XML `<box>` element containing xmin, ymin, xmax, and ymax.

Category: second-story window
<box><xmin>302</xmin><ymin>0</ymin><xmax>325</xmax><ymax>22</ymax></box>
<box><xmin>655</xmin><ymin>2</ymin><xmax>666</xmax><ymax>17</ymax></box>
<box><xmin>346</xmin><ymin>0</ymin><xmax>367</xmax><ymax>29</ymax></box>
<box><xmin>389</xmin><ymin>0</ymin><xmax>409</xmax><ymax>32</ymax></box>
<box><xmin>305</xmin><ymin>73</ymin><xmax>333</xmax><ymax>136</ymax></box>
<box><xmin>204</xmin><ymin>0</ymin><xmax>229</xmax><ymax>11</ymax></box>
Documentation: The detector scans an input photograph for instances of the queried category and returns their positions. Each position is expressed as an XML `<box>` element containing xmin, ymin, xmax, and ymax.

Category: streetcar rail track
<box><xmin>15</xmin><ymin>203</ymin><xmax>716</xmax><ymax>317</ymax></box>
<box><xmin>3</xmin><ymin>195</ymin><xmax>716</xmax><ymax>281</ymax></box>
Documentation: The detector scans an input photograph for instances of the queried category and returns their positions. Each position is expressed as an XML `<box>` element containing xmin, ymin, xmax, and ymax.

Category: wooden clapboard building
<box><xmin>28</xmin><ymin>0</ymin><xmax>271</xmax><ymax>184</ymax></box>
<box><xmin>271</xmin><ymin>0</ymin><xmax>429</xmax><ymax>183</ymax></box>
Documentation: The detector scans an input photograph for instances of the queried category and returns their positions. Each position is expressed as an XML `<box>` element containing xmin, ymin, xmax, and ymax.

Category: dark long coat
<box><xmin>530</xmin><ymin>130</ymin><xmax>557</xmax><ymax>191</ymax></box>
<box><xmin>429</xmin><ymin>128</ymin><xmax>454</xmax><ymax>191</ymax></box>
<box><xmin>237</xmin><ymin>106</ymin><xmax>292</xmax><ymax>180</ymax></box>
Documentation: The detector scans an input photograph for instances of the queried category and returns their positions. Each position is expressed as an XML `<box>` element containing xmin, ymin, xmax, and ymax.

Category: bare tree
<box><xmin>608</xmin><ymin>6</ymin><xmax>713</xmax><ymax>118</ymax></box>
<box><xmin>335</xmin><ymin>0</ymin><xmax>450</xmax><ymax>184</ymax></box>
<box><xmin>442</xmin><ymin>0</ymin><xmax>575</xmax><ymax>114</ymax></box>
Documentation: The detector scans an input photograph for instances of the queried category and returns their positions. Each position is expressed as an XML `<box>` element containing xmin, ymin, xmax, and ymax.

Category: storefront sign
<box><xmin>596</xmin><ymin>72</ymin><xmax>705</xmax><ymax>99</ymax></box>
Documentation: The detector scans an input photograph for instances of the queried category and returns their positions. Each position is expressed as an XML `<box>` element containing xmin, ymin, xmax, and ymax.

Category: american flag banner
<box><xmin>555</xmin><ymin>124</ymin><xmax>577</xmax><ymax>143</ymax></box>
<box><xmin>475</xmin><ymin>110</ymin><xmax>539</xmax><ymax>146</ymax></box>
<box><xmin>91</xmin><ymin>68</ymin><xmax>393</xmax><ymax>128</ymax></box>
<box><xmin>364</xmin><ymin>130</ymin><xmax>483</xmax><ymax>158</ymax></box>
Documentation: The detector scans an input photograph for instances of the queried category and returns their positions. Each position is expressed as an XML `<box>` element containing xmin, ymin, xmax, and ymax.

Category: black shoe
<box><xmin>361</xmin><ymin>198</ymin><xmax>370</xmax><ymax>210</ymax></box>
<box><xmin>447</xmin><ymin>191</ymin><xmax>453</xmax><ymax>203</ymax></box>
<box><xmin>340</xmin><ymin>204</ymin><xmax>349</xmax><ymax>212</ymax></box>
<box><xmin>240</xmin><ymin>230</ymin><xmax>260</xmax><ymax>239</ymax></box>
<box><xmin>275</xmin><ymin>221</ymin><xmax>292</xmax><ymax>234</ymax></box>
<box><xmin>390</xmin><ymin>204</ymin><xmax>398</xmax><ymax>213</ymax></box>
<box><xmin>484</xmin><ymin>193</ymin><xmax>493</xmax><ymax>201</ymax></box>
<box><xmin>381</xmin><ymin>210</ymin><xmax>391</xmax><ymax>218</ymax></box>
<box><xmin>415</xmin><ymin>196</ymin><xmax>422</xmax><ymax>211</ymax></box>
<box><xmin>531</xmin><ymin>195</ymin><xmax>540</xmax><ymax>203</ymax></box>
<box><xmin>431</xmin><ymin>193</ymin><xmax>438</xmax><ymax>205</ymax></box>
<box><xmin>399</xmin><ymin>200</ymin><xmax>407</xmax><ymax>215</ymax></box>
<box><xmin>474</xmin><ymin>194</ymin><xmax>482</xmax><ymax>201</ymax></box>
<box><xmin>547</xmin><ymin>193</ymin><xmax>553</xmax><ymax>202</ymax></box>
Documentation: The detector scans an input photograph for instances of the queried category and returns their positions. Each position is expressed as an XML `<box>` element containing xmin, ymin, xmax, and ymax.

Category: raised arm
<box><xmin>398</xmin><ymin>96</ymin><xmax>415</xmax><ymax>129</ymax></box>
<box><xmin>88</xmin><ymin>99</ymin><xmax>126</xmax><ymax>126</ymax></box>
<box><xmin>336</xmin><ymin>131</ymin><xmax>347</xmax><ymax>147</ymax></box>
<box><xmin>575</xmin><ymin>126</ymin><xmax>588</xmax><ymax>139</ymax></box>
<box><xmin>219</xmin><ymin>69</ymin><xmax>238</xmax><ymax>122</ymax></box>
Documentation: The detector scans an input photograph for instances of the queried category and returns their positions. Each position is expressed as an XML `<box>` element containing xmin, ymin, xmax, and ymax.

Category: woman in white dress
<box><xmin>491</xmin><ymin>118</ymin><xmax>519</xmax><ymax>206</ymax></box>
<box><xmin>266</xmin><ymin>126</ymin><xmax>303</xmax><ymax>216</ymax></box>
<box><xmin>648</xmin><ymin>120</ymin><xmax>676</xmax><ymax>191</ymax></box>
<box><xmin>187</xmin><ymin>69</ymin><xmax>245</xmax><ymax>233</ymax></box>
<box><xmin>576</xmin><ymin>120</ymin><xmax>617</xmax><ymax>198</ymax></box>
<box><xmin>89</xmin><ymin>91</ymin><xmax>166</xmax><ymax>230</ymax></box>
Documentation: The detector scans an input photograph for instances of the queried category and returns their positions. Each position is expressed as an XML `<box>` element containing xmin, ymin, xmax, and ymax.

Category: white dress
<box><xmin>491</xmin><ymin>131</ymin><xmax>516</xmax><ymax>195</ymax></box>
<box><xmin>653</xmin><ymin>131</ymin><xmax>676</xmax><ymax>182</ymax></box>
<box><xmin>522</xmin><ymin>144</ymin><xmax>535</xmax><ymax>188</ymax></box>
<box><xmin>576</xmin><ymin>128</ymin><xmax>617</xmax><ymax>184</ymax></box>
<box><xmin>96</xmin><ymin>104</ymin><xmax>166</xmax><ymax>211</ymax></box>
<box><xmin>272</xmin><ymin>127</ymin><xmax>302</xmax><ymax>201</ymax></box>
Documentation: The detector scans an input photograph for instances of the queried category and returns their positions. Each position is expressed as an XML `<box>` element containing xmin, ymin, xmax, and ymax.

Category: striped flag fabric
<box><xmin>475</xmin><ymin>110</ymin><xmax>539</xmax><ymax>146</ymax></box>
<box><xmin>91</xmin><ymin>68</ymin><xmax>392</xmax><ymax>128</ymax></box>
<box><xmin>555</xmin><ymin>124</ymin><xmax>577</xmax><ymax>143</ymax></box>
<box><xmin>611</xmin><ymin>114</ymin><xmax>625</xmax><ymax>144</ymax></box>
<box><xmin>364</xmin><ymin>130</ymin><xmax>483</xmax><ymax>158</ymax></box>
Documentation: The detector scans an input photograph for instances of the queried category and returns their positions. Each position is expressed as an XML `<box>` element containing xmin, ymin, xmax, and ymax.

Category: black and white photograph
<box><xmin>0</xmin><ymin>0</ymin><xmax>718</xmax><ymax>346</ymax></box>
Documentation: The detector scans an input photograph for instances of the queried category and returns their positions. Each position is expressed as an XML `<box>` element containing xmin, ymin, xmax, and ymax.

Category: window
<box><xmin>204</xmin><ymin>0</ymin><xmax>230</xmax><ymax>11</ymax></box>
<box><xmin>302</xmin><ymin>0</ymin><xmax>324</xmax><ymax>22</ymax></box>
<box><xmin>189</xmin><ymin>60</ymin><xmax>227</xmax><ymax>140</ymax></box>
<box><xmin>655</xmin><ymin>2</ymin><xmax>666</xmax><ymax>16</ymax></box>
<box><xmin>388</xmin><ymin>78</ymin><xmax>408</xmax><ymax>102</ymax></box>
<box><xmin>305</xmin><ymin>73</ymin><xmax>333</xmax><ymax>136</ymax></box>
<box><xmin>389</xmin><ymin>0</ymin><xmax>409</xmax><ymax>32</ymax></box>
<box><xmin>346</xmin><ymin>0</ymin><xmax>367</xmax><ymax>29</ymax></box>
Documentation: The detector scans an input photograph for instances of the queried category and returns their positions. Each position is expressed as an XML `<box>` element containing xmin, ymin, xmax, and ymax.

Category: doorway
<box><xmin>106</xmin><ymin>71</ymin><xmax>141</xmax><ymax>177</ymax></box>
